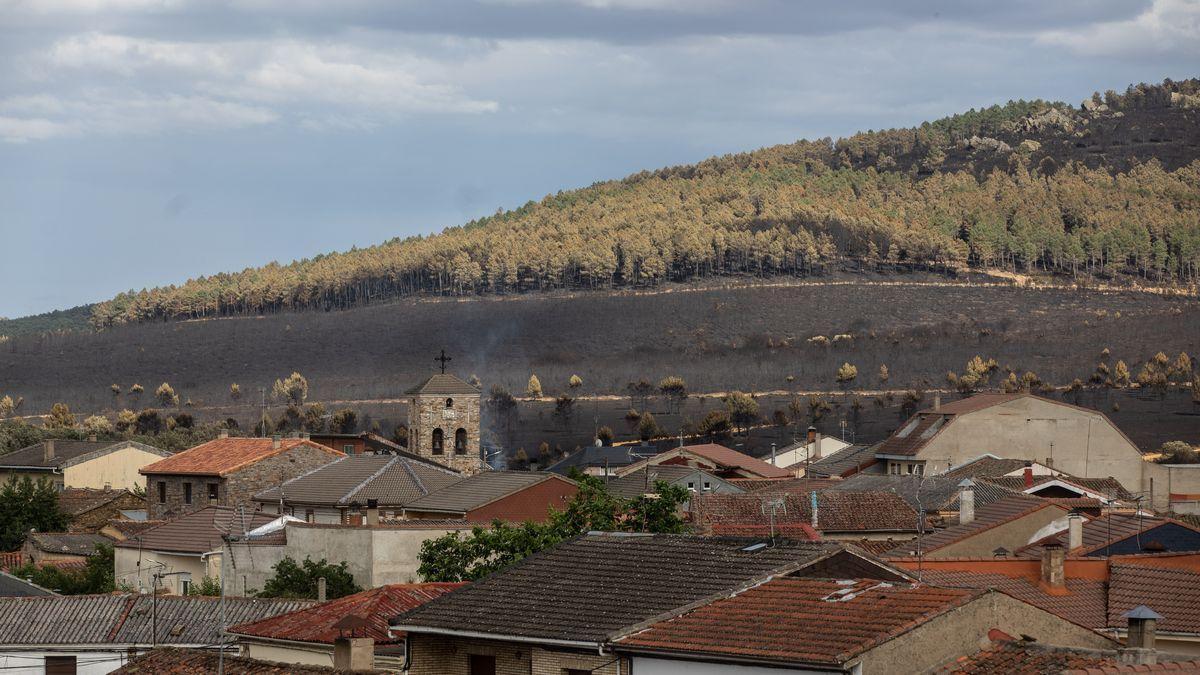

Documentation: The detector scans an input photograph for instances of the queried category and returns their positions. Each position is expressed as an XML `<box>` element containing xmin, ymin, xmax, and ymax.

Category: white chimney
<box><xmin>271</xmin><ymin>435</ymin><xmax>282</xmax><ymax>450</ymax></box>
<box><xmin>933</xmin><ymin>393</ymin><xmax>942</xmax><ymax>412</ymax></box>
<box><xmin>218</xmin><ymin>429</ymin><xmax>229</xmax><ymax>439</ymax></box>
<box><xmin>958</xmin><ymin>479</ymin><xmax>975</xmax><ymax>525</ymax></box>
<box><xmin>43</xmin><ymin>440</ymin><xmax>55</xmax><ymax>462</ymax></box>
<box><xmin>1067</xmin><ymin>512</ymin><xmax>1084</xmax><ymax>551</ymax></box>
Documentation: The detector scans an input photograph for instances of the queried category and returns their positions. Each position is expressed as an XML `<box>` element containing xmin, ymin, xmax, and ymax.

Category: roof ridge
<box><xmin>343</xmin><ymin>455</ymin><xmax>405</xmax><ymax>504</ymax></box>
<box><xmin>107</xmin><ymin>594</ymin><xmax>137</xmax><ymax>642</ymax></box>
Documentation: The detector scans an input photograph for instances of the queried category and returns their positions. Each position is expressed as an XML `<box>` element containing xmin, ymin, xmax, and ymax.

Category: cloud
<box><xmin>0</xmin><ymin>115</ymin><xmax>71</xmax><ymax>142</ymax></box>
<box><xmin>1037</xmin><ymin>0</ymin><xmax>1200</xmax><ymax>57</ymax></box>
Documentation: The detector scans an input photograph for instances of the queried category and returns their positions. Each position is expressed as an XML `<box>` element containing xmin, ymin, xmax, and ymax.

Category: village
<box><xmin>0</xmin><ymin>365</ymin><xmax>1195</xmax><ymax>674</ymax></box>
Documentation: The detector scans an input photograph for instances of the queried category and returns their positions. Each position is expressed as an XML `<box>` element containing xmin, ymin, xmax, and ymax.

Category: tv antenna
<box><xmin>761</xmin><ymin>498</ymin><xmax>787</xmax><ymax>544</ymax></box>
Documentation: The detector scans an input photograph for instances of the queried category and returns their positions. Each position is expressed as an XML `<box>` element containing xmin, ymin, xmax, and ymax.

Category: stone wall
<box><xmin>408</xmin><ymin>635</ymin><xmax>625</xmax><ymax>675</ymax></box>
<box><xmin>408</xmin><ymin>393</ymin><xmax>481</xmax><ymax>475</ymax></box>
<box><xmin>68</xmin><ymin>492</ymin><xmax>146</xmax><ymax>532</ymax></box>
<box><xmin>145</xmin><ymin>473</ymin><xmax>225</xmax><ymax>520</ymax></box>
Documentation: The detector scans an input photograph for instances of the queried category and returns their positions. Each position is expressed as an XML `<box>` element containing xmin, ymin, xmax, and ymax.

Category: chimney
<box><xmin>933</xmin><ymin>393</ymin><xmax>941</xmax><ymax>412</ymax></box>
<box><xmin>317</xmin><ymin>576</ymin><xmax>327</xmax><ymax>602</ymax></box>
<box><xmin>218</xmin><ymin>429</ymin><xmax>229</xmax><ymax>439</ymax></box>
<box><xmin>806</xmin><ymin>426</ymin><xmax>817</xmax><ymax>444</ymax></box>
<box><xmin>43</xmin><ymin>440</ymin><xmax>55</xmax><ymax>462</ymax></box>
<box><xmin>333</xmin><ymin>637</ymin><xmax>375</xmax><ymax>671</ymax></box>
<box><xmin>1067</xmin><ymin>511</ymin><xmax>1084</xmax><ymax>551</ymax></box>
<box><xmin>810</xmin><ymin>491</ymin><xmax>819</xmax><ymax>530</ymax></box>
<box><xmin>811</xmin><ymin>432</ymin><xmax>823</xmax><ymax>460</ymax></box>
<box><xmin>1024</xmin><ymin>461</ymin><xmax>1034</xmax><ymax>489</ymax></box>
<box><xmin>1040</xmin><ymin>543</ymin><xmax>1065</xmax><ymax>589</ymax></box>
<box><xmin>1120</xmin><ymin>606</ymin><xmax>1162</xmax><ymax>666</ymax></box>
<box><xmin>271</xmin><ymin>435</ymin><xmax>282</xmax><ymax>450</ymax></box>
<box><xmin>365</xmin><ymin>499</ymin><xmax>379</xmax><ymax>527</ymax></box>
<box><xmin>957</xmin><ymin>479</ymin><xmax>975</xmax><ymax>525</ymax></box>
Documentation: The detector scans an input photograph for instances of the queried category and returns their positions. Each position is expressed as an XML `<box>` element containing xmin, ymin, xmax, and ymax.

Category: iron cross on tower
<box><xmin>435</xmin><ymin>349</ymin><xmax>452</xmax><ymax>374</ymax></box>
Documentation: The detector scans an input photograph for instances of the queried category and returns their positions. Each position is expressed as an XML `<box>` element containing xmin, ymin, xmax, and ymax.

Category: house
<box><xmin>140</xmin><ymin>434</ymin><xmax>344</xmax><ymax>519</ymax></box>
<box><xmin>399</xmin><ymin>471</ymin><xmax>578</xmax><ymax>523</ymax></box>
<box><xmin>0</xmin><ymin>571</ymin><xmax>55</xmax><ymax>598</ymax></box>
<box><xmin>113</xmin><ymin>505</ymin><xmax>280</xmax><ymax>595</ymax></box>
<box><xmin>945</xmin><ymin>454</ymin><xmax>1134</xmax><ymax>503</ymax></box>
<box><xmin>392</xmin><ymin>533</ymin><xmax>910</xmax><ymax>675</ymax></box>
<box><xmin>21</xmin><ymin>532</ymin><xmax>110</xmax><ymax>566</ymax></box>
<box><xmin>903</xmin><ymin>551</ymin><xmax>1200</xmax><ymax>656</ymax></box>
<box><xmin>873</xmin><ymin>393</ymin><xmax>1148</xmax><ymax>494</ymax></box>
<box><xmin>0</xmin><ymin>594</ymin><xmax>310</xmax><ymax>674</ymax></box>
<box><xmin>307</xmin><ymin>431</ymin><xmax>407</xmax><ymax>456</ymax></box>
<box><xmin>252</xmin><ymin>453</ymin><xmax>462</xmax><ymax>524</ymax></box>
<box><xmin>545</xmin><ymin>443</ymin><xmax>660</xmax><ymax>477</ymax></box>
<box><xmin>228</xmin><ymin>582</ymin><xmax>464</xmax><ymax>670</ymax></box>
<box><xmin>886</xmin><ymin>493</ymin><xmax>1073</xmax><ymax>559</ymax></box>
<box><xmin>603</xmin><ymin>464</ymin><xmax>743</xmax><ymax>501</ymax></box>
<box><xmin>765</xmin><ymin>427</ymin><xmax>853</xmax><ymax>473</ymax></box>
<box><xmin>616</xmin><ymin>443</ymin><xmax>792</xmax><ymax>480</ymax></box>
<box><xmin>58</xmin><ymin>488</ymin><xmax>146</xmax><ymax>532</ymax></box>
<box><xmin>1016</xmin><ymin>512</ymin><xmax>1200</xmax><ymax>558</ymax></box>
<box><xmin>939</xmin><ymin>636</ymin><xmax>1200</xmax><ymax>673</ymax></box>
<box><xmin>221</xmin><ymin>519</ymin><xmax>474</xmax><ymax>595</ymax></box>
<box><xmin>690</xmin><ymin>490</ymin><xmax>924</xmax><ymax>541</ymax></box>
<box><xmin>610</xmin><ymin>578</ymin><xmax>1115</xmax><ymax>673</ymax></box>
<box><xmin>114</xmin><ymin>647</ymin><xmax>374</xmax><ymax>674</ymax></box>
<box><xmin>0</xmin><ymin>439</ymin><xmax>171</xmax><ymax>491</ymax></box>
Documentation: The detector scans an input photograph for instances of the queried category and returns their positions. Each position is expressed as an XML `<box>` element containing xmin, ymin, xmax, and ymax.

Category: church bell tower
<box><xmin>406</xmin><ymin>351</ymin><xmax>482</xmax><ymax>475</ymax></box>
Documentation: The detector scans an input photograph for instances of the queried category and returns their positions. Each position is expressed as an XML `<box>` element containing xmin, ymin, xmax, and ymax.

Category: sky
<box><xmin>1</xmin><ymin>0</ymin><xmax>1198</xmax><ymax>318</ymax></box>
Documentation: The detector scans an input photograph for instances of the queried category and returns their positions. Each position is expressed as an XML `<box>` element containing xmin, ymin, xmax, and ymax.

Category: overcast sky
<box><xmin>1</xmin><ymin>0</ymin><xmax>1198</xmax><ymax>318</ymax></box>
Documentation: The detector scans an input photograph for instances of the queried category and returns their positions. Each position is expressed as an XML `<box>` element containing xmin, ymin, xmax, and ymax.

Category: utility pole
<box><xmin>259</xmin><ymin>387</ymin><xmax>267</xmax><ymax>438</ymax></box>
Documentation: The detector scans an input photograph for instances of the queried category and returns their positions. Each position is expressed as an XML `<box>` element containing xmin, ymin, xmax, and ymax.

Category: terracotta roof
<box><xmin>806</xmin><ymin>444</ymin><xmax>879</xmax><ymax>477</ymax></box>
<box><xmin>0</xmin><ymin>552</ymin><xmax>23</xmax><ymax>570</ymax></box>
<box><xmin>732</xmin><ymin>477</ymin><xmax>847</xmax><ymax>494</ymax></box>
<box><xmin>888</xmin><ymin>494</ymin><xmax>1060</xmax><ymax>556</ymax></box>
<box><xmin>691</xmin><ymin>491</ymin><xmax>921</xmax><ymax>535</ymax></box>
<box><xmin>1108</xmin><ymin>564</ymin><xmax>1200</xmax><ymax>634</ymax></box>
<box><xmin>140</xmin><ymin>438</ymin><xmax>342</xmax><ymax>477</ymax></box>
<box><xmin>229</xmin><ymin>582</ymin><xmax>465</xmax><ymax>645</ymax></box>
<box><xmin>27</xmin><ymin>532</ymin><xmax>111</xmax><ymax>556</ymax></box>
<box><xmin>938</xmin><ymin>640</ymin><xmax>1119</xmax><ymax>674</ymax></box>
<box><xmin>1065</xmin><ymin>662</ymin><xmax>1200</xmax><ymax>673</ymax></box>
<box><xmin>615</xmin><ymin>578</ymin><xmax>978</xmax><ymax>667</ymax></box>
<box><xmin>393</xmin><ymin>533</ymin><xmax>851</xmax><ymax>644</ymax></box>
<box><xmin>113</xmin><ymin>506</ymin><xmax>278</xmax><ymax>554</ymax></box>
<box><xmin>920</xmin><ymin>569</ymin><xmax>1108</xmax><ymax>628</ymax></box>
<box><xmin>404</xmin><ymin>373</ymin><xmax>480</xmax><ymax>395</ymax></box>
<box><xmin>114</xmin><ymin>648</ymin><xmax>370</xmax><ymax>674</ymax></box>
<box><xmin>675</xmin><ymin>444</ymin><xmax>793</xmax><ymax>478</ymax></box>
<box><xmin>58</xmin><ymin>488</ymin><xmax>141</xmax><ymax>516</ymax></box>
<box><xmin>253</xmin><ymin>453</ymin><xmax>462</xmax><ymax>507</ymax></box>
<box><xmin>403</xmin><ymin>471</ymin><xmax>574</xmax><ymax>515</ymax></box>
<box><xmin>0</xmin><ymin>594</ymin><xmax>312</xmax><ymax>645</ymax></box>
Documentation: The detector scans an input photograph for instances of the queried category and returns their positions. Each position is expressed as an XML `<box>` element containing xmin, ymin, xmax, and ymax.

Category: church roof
<box><xmin>405</xmin><ymin>373</ymin><xmax>480</xmax><ymax>396</ymax></box>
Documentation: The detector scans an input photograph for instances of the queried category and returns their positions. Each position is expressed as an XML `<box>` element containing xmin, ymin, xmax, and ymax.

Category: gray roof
<box><xmin>604</xmin><ymin>465</ymin><xmax>738</xmax><ymax>500</ymax></box>
<box><xmin>393</xmin><ymin>533</ymin><xmax>850</xmax><ymax>643</ymax></box>
<box><xmin>404</xmin><ymin>471</ymin><xmax>571</xmax><ymax>514</ymax></box>
<box><xmin>545</xmin><ymin>444</ymin><xmax>655</xmax><ymax>473</ymax></box>
<box><xmin>0</xmin><ymin>594</ymin><xmax>311</xmax><ymax>645</ymax></box>
<box><xmin>943</xmin><ymin>455</ymin><xmax>1031</xmax><ymax>480</ymax></box>
<box><xmin>826</xmin><ymin>474</ymin><xmax>1019</xmax><ymax>513</ymax></box>
<box><xmin>0</xmin><ymin>440</ymin><xmax>169</xmax><ymax>470</ymax></box>
<box><xmin>806</xmin><ymin>444</ymin><xmax>877</xmax><ymax>477</ymax></box>
<box><xmin>27</xmin><ymin>533</ymin><xmax>111</xmax><ymax>557</ymax></box>
<box><xmin>254</xmin><ymin>454</ymin><xmax>462</xmax><ymax>507</ymax></box>
<box><xmin>0</xmin><ymin>572</ymin><xmax>56</xmax><ymax>598</ymax></box>
<box><xmin>113</xmin><ymin>506</ymin><xmax>278</xmax><ymax>555</ymax></box>
<box><xmin>405</xmin><ymin>373</ymin><xmax>480</xmax><ymax>396</ymax></box>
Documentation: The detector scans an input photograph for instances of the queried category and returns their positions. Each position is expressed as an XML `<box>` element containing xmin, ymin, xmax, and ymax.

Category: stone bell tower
<box><xmin>406</xmin><ymin>352</ymin><xmax>482</xmax><ymax>475</ymax></box>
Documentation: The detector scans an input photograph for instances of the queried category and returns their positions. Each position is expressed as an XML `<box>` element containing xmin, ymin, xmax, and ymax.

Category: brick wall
<box><xmin>408</xmin><ymin>634</ymin><xmax>625</xmax><ymax>675</ymax></box>
<box><xmin>465</xmin><ymin>477</ymin><xmax>579</xmax><ymax>524</ymax></box>
<box><xmin>408</xmin><ymin>394</ymin><xmax>481</xmax><ymax>475</ymax></box>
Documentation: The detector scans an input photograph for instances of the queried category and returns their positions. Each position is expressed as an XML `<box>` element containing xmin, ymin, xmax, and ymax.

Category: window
<box><xmin>343</xmin><ymin>443</ymin><xmax>355</xmax><ymax>454</ymax></box>
<box><xmin>183</xmin><ymin>483</ymin><xmax>192</xmax><ymax>505</ymax></box>
<box><xmin>703</xmin><ymin>481</ymin><xmax>712</xmax><ymax>491</ymax></box>
<box><xmin>468</xmin><ymin>655</ymin><xmax>495</xmax><ymax>675</ymax></box>
<box><xmin>305</xmin><ymin>509</ymin><xmax>315</xmax><ymax>523</ymax></box>
<box><xmin>207</xmin><ymin>483</ymin><xmax>219</xmax><ymax>502</ymax></box>
<box><xmin>687</xmin><ymin>481</ymin><xmax>695</xmax><ymax>492</ymax></box>
<box><xmin>157</xmin><ymin>481</ymin><xmax>166</xmax><ymax>504</ymax></box>
<box><xmin>44</xmin><ymin>656</ymin><xmax>76</xmax><ymax>675</ymax></box>
<box><xmin>180</xmin><ymin>579</ymin><xmax>192</xmax><ymax>595</ymax></box>
<box><xmin>454</xmin><ymin>428</ymin><xmax>468</xmax><ymax>454</ymax></box>
<box><xmin>445</xmin><ymin>398</ymin><xmax>454</xmax><ymax>408</ymax></box>
<box><xmin>431</xmin><ymin>428</ymin><xmax>444</xmax><ymax>455</ymax></box>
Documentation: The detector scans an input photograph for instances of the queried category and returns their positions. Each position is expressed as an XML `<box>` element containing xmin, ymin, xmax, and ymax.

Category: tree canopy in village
<box><xmin>418</xmin><ymin>473</ymin><xmax>690</xmax><ymax>582</ymax></box>
<box><xmin>87</xmin><ymin>79</ymin><xmax>1200</xmax><ymax>328</ymax></box>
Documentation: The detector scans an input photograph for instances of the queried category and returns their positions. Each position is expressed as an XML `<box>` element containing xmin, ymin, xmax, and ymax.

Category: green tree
<box><xmin>0</xmin><ymin>477</ymin><xmax>69</xmax><ymax>551</ymax></box>
<box><xmin>596</xmin><ymin>426</ymin><xmax>614</xmax><ymax>445</ymax></box>
<box><xmin>878</xmin><ymin>364</ymin><xmax>890</xmax><ymax>384</ymax></box>
<box><xmin>188</xmin><ymin>576</ymin><xmax>223</xmax><ymax>596</ymax></box>
<box><xmin>568</xmin><ymin>374</ymin><xmax>583</xmax><ymax>390</ymax></box>
<box><xmin>43</xmin><ymin>403</ymin><xmax>75</xmax><ymax>430</ymax></box>
<box><xmin>11</xmin><ymin>543</ymin><xmax>115</xmax><ymax>594</ymax></box>
<box><xmin>698</xmin><ymin>410</ymin><xmax>732</xmax><ymax>440</ymax></box>
<box><xmin>330</xmin><ymin>408</ymin><xmax>357</xmax><ymax>434</ymax></box>
<box><xmin>0</xmin><ymin>396</ymin><xmax>15</xmax><ymax>419</ymax></box>
<box><xmin>115</xmin><ymin>409</ymin><xmax>137</xmax><ymax>434</ymax></box>
<box><xmin>1114</xmin><ymin>360</ymin><xmax>1131</xmax><ymax>388</ymax></box>
<box><xmin>637</xmin><ymin>411</ymin><xmax>662</xmax><ymax>441</ymax></box>
<box><xmin>658</xmin><ymin>376</ymin><xmax>688</xmax><ymax>412</ymax></box>
<box><xmin>526</xmin><ymin>374</ymin><xmax>543</xmax><ymax>399</ymax></box>
<box><xmin>418</xmin><ymin>475</ymin><xmax>688</xmax><ymax>582</ymax></box>
<box><xmin>272</xmin><ymin>372</ymin><xmax>309</xmax><ymax>406</ymax></box>
<box><xmin>552</xmin><ymin>395</ymin><xmax>576</xmax><ymax>429</ymax></box>
<box><xmin>82</xmin><ymin>415</ymin><xmax>112</xmax><ymax>436</ymax></box>
<box><xmin>155</xmin><ymin>382</ymin><xmax>179</xmax><ymax>407</ymax></box>
<box><xmin>1156</xmin><ymin>441</ymin><xmax>1198</xmax><ymax>464</ymax></box>
<box><xmin>259</xmin><ymin>556</ymin><xmax>361</xmax><ymax>600</ymax></box>
<box><xmin>836</xmin><ymin>362</ymin><xmax>858</xmax><ymax>385</ymax></box>
<box><xmin>724</xmin><ymin>391</ymin><xmax>759</xmax><ymax>434</ymax></box>
<box><xmin>230</xmin><ymin>383</ymin><xmax>242</xmax><ymax>401</ymax></box>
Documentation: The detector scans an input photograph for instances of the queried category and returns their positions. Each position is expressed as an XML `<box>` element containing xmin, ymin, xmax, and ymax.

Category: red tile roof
<box><xmin>140</xmin><ymin>438</ymin><xmax>343</xmax><ymax>477</ymax></box>
<box><xmin>938</xmin><ymin>640</ymin><xmax>1119</xmax><ymax>674</ymax></box>
<box><xmin>732</xmin><ymin>477</ymin><xmax>847</xmax><ymax>494</ymax></box>
<box><xmin>615</xmin><ymin>577</ymin><xmax>978</xmax><ymax>667</ymax></box>
<box><xmin>919</xmin><ymin>569</ymin><xmax>1108</xmax><ymax>628</ymax></box>
<box><xmin>627</xmin><ymin>444</ymin><xmax>792</xmax><ymax>479</ymax></box>
<box><xmin>1065</xmin><ymin>662</ymin><xmax>1200</xmax><ymax>673</ymax></box>
<box><xmin>1108</xmin><ymin>564</ymin><xmax>1200</xmax><ymax>634</ymax></box>
<box><xmin>114</xmin><ymin>647</ymin><xmax>378</xmax><ymax>674</ymax></box>
<box><xmin>889</xmin><ymin>495</ymin><xmax>1059</xmax><ymax>556</ymax></box>
<box><xmin>229</xmin><ymin>582</ymin><xmax>465</xmax><ymax>645</ymax></box>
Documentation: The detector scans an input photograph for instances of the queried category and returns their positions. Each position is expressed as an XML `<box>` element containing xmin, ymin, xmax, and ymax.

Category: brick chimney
<box><xmin>43</xmin><ymin>440</ymin><xmax>55</xmax><ymax>462</ymax></box>
<box><xmin>271</xmin><ymin>435</ymin><xmax>282</xmax><ymax>450</ymax></box>
<box><xmin>333</xmin><ymin>637</ymin><xmax>374</xmax><ymax>671</ymax></box>
<box><xmin>1067</xmin><ymin>511</ymin><xmax>1084</xmax><ymax>551</ymax></box>
<box><xmin>957</xmin><ymin>479</ymin><xmax>975</xmax><ymax>525</ymax></box>
<box><xmin>1023</xmin><ymin>461</ymin><xmax>1034</xmax><ymax>489</ymax></box>
<box><xmin>1120</xmin><ymin>605</ymin><xmax>1162</xmax><ymax>665</ymax></box>
<box><xmin>1040</xmin><ymin>542</ymin><xmax>1065</xmax><ymax>589</ymax></box>
<box><xmin>806</xmin><ymin>426</ymin><xmax>817</xmax><ymax>444</ymax></box>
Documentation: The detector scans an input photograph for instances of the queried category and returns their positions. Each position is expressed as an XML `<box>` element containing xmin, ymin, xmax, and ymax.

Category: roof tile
<box><xmin>141</xmin><ymin>438</ymin><xmax>342</xmax><ymax>477</ymax></box>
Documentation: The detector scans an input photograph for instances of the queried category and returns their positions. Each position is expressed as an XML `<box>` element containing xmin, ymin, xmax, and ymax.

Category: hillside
<box><xmin>75</xmin><ymin>78</ymin><xmax>1200</xmax><ymax>329</ymax></box>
